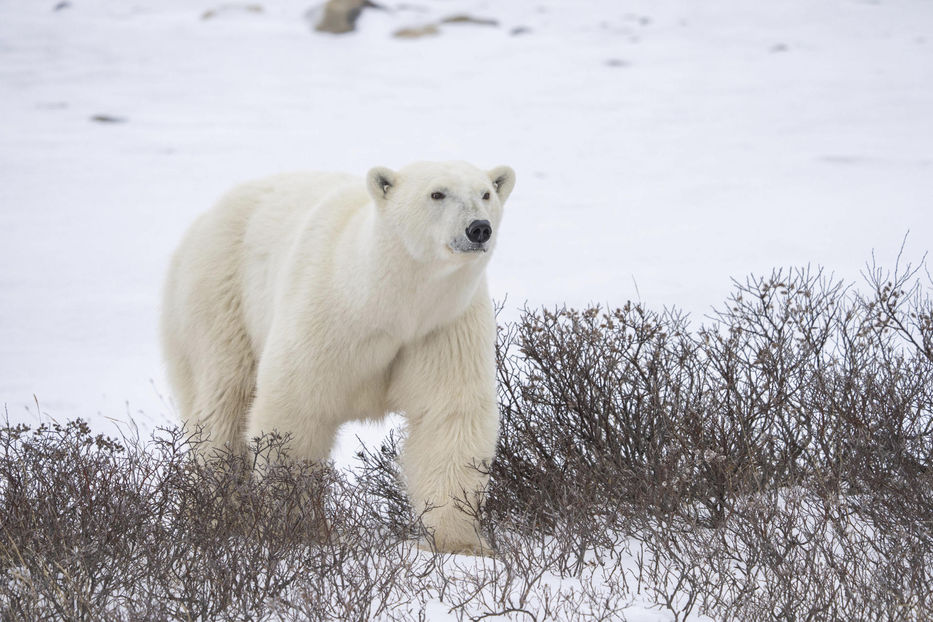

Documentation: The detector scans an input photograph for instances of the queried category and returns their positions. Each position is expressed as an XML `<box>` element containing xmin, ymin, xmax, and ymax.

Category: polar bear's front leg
<box><xmin>245</xmin><ymin>341</ymin><xmax>341</xmax><ymax>466</ymax></box>
<box><xmin>388</xmin><ymin>297</ymin><xmax>499</xmax><ymax>555</ymax></box>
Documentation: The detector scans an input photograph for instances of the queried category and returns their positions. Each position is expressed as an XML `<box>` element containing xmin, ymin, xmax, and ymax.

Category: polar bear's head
<box><xmin>366</xmin><ymin>161</ymin><xmax>515</xmax><ymax>264</ymax></box>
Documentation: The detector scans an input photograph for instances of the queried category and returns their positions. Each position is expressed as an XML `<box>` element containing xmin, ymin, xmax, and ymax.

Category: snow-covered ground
<box><xmin>2</xmin><ymin>1</ymin><xmax>930</xmax><ymax>620</ymax></box>
<box><xmin>1</xmin><ymin>0</ymin><xmax>931</xmax><ymax>459</ymax></box>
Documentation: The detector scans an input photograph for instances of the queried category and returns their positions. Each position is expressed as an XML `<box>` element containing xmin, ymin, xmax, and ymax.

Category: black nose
<box><xmin>466</xmin><ymin>219</ymin><xmax>492</xmax><ymax>244</ymax></box>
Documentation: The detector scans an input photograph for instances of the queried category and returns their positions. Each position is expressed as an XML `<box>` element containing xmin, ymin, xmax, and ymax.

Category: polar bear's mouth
<box><xmin>448</xmin><ymin>239</ymin><xmax>488</xmax><ymax>254</ymax></box>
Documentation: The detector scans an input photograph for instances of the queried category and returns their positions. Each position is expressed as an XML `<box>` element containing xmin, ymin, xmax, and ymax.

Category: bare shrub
<box><xmin>0</xmin><ymin>422</ymin><xmax>433</xmax><ymax>621</ymax></box>
<box><xmin>489</xmin><ymin>257</ymin><xmax>933</xmax><ymax>620</ymax></box>
<box><xmin>1</xmin><ymin>255</ymin><xmax>930</xmax><ymax>620</ymax></box>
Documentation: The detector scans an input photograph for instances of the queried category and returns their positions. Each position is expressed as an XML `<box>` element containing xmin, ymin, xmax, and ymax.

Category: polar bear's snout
<box><xmin>466</xmin><ymin>219</ymin><xmax>492</xmax><ymax>244</ymax></box>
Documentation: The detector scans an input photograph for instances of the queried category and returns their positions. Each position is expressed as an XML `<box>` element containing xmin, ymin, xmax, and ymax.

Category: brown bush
<box><xmin>485</xmin><ymin>257</ymin><xmax>932</xmax><ymax>620</ymax></box>
<box><xmin>2</xmin><ymin>255</ymin><xmax>931</xmax><ymax>620</ymax></box>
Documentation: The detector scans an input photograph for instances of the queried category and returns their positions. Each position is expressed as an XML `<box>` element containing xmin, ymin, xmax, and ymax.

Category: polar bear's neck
<box><xmin>337</xmin><ymin>211</ymin><xmax>489</xmax><ymax>342</ymax></box>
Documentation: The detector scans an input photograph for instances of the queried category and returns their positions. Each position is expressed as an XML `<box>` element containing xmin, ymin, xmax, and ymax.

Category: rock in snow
<box><xmin>314</xmin><ymin>0</ymin><xmax>371</xmax><ymax>34</ymax></box>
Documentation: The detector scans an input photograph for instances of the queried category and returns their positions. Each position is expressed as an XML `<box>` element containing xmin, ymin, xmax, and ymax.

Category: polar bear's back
<box><xmin>163</xmin><ymin>171</ymin><xmax>371</xmax><ymax>369</ymax></box>
<box><xmin>236</xmin><ymin>171</ymin><xmax>366</xmax><ymax>239</ymax></box>
<box><xmin>228</xmin><ymin>171</ymin><xmax>364</xmax><ymax>261</ymax></box>
<box><xmin>236</xmin><ymin>172</ymin><xmax>370</xmax><ymax>343</ymax></box>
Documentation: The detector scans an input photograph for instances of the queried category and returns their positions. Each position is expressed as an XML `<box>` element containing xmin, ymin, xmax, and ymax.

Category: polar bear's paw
<box><xmin>417</xmin><ymin>533</ymin><xmax>496</xmax><ymax>557</ymax></box>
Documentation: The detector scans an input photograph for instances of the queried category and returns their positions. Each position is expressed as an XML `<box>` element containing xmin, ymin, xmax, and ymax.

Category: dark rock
<box><xmin>201</xmin><ymin>4</ymin><xmax>264</xmax><ymax>20</ymax></box>
<box><xmin>90</xmin><ymin>114</ymin><xmax>127</xmax><ymax>124</ymax></box>
<box><xmin>315</xmin><ymin>0</ymin><xmax>369</xmax><ymax>34</ymax></box>
<box><xmin>392</xmin><ymin>24</ymin><xmax>439</xmax><ymax>39</ymax></box>
<box><xmin>440</xmin><ymin>14</ymin><xmax>498</xmax><ymax>27</ymax></box>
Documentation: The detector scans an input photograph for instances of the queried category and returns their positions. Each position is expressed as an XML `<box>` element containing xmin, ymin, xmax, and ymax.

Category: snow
<box><xmin>2</xmin><ymin>0</ymin><xmax>931</xmax><ymax>449</ymax></box>
<box><xmin>407</xmin><ymin>535</ymin><xmax>711</xmax><ymax>622</ymax></box>
<box><xmin>1</xmin><ymin>0</ymin><xmax>930</xmax><ymax>618</ymax></box>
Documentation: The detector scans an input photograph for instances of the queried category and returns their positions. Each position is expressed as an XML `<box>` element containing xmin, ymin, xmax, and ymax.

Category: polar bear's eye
<box><xmin>482</xmin><ymin>191</ymin><xmax>491</xmax><ymax>201</ymax></box>
<box><xmin>431</xmin><ymin>192</ymin><xmax>445</xmax><ymax>200</ymax></box>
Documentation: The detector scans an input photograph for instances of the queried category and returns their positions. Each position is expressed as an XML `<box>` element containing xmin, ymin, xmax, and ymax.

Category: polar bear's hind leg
<box><xmin>163</xmin><ymin>265</ymin><xmax>257</xmax><ymax>456</ymax></box>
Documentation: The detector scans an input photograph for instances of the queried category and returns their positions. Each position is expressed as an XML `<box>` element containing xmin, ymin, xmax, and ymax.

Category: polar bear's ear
<box><xmin>488</xmin><ymin>166</ymin><xmax>516</xmax><ymax>203</ymax></box>
<box><xmin>367</xmin><ymin>166</ymin><xmax>398</xmax><ymax>204</ymax></box>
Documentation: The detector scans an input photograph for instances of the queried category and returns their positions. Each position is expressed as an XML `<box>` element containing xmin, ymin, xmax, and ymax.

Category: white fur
<box><xmin>161</xmin><ymin>161</ymin><xmax>515</xmax><ymax>553</ymax></box>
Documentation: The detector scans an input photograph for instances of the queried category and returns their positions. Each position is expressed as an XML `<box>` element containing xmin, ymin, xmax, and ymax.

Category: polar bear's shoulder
<box><xmin>214</xmin><ymin>171</ymin><xmax>368</xmax><ymax>230</ymax></box>
<box><xmin>230</xmin><ymin>171</ymin><xmax>363</xmax><ymax>204</ymax></box>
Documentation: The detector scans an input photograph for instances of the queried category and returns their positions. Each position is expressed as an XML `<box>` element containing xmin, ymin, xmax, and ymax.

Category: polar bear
<box><xmin>161</xmin><ymin>161</ymin><xmax>515</xmax><ymax>553</ymax></box>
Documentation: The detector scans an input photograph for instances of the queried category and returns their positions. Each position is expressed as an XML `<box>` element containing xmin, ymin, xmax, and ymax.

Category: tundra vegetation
<box><xmin>1</xmin><ymin>256</ymin><xmax>931</xmax><ymax>621</ymax></box>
